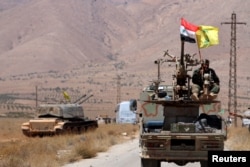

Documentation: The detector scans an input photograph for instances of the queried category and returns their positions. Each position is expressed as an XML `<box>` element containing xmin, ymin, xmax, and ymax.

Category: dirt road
<box><xmin>64</xmin><ymin>138</ymin><xmax>200</xmax><ymax>167</ymax></box>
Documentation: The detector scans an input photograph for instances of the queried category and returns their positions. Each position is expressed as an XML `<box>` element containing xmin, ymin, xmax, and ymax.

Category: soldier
<box><xmin>191</xmin><ymin>59</ymin><xmax>220</xmax><ymax>101</ymax></box>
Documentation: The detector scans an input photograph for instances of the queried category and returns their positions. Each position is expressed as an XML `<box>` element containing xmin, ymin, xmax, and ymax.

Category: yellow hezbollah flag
<box><xmin>63</xmin><ymin>91</ymin><xmax>70</xmax><ymax>101</ymax></box>
<box><xmin>196</xmin><ymin>25</ymin><xmax>219</xmax><ymax>48</ymax></box>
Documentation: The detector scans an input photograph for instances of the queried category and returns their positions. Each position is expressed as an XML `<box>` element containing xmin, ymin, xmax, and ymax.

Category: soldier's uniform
<box><xmin>191</xmin><ymin>60</ymin><xmax>220</xmax><ymax>100</ymax></box>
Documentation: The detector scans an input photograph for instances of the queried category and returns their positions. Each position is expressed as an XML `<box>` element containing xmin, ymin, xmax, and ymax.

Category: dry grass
<box><xmin>2</xmin><ymin>117</ymin><xmax>249</xmax><ymax>167</ymax></box>
<box><xmin>225</xmin><ymin>126</ymin><xmax>250</xmax><ymax>150</ymax></box>
<box><xmin>0</xmin><ymin>118</ymin><xmax>27</xmax><ymax>141</ymax></box>
<box><xmin>0</xmin><ymin>118</ymin><xmax>138</xmax><ymax>167</ymax></box>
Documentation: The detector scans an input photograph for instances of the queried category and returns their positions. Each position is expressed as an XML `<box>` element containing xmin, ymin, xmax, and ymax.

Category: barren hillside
<box><xmin>0</xmin><ymin>0</ymin><xmax>249</xmax><ymax>119</ymax></box>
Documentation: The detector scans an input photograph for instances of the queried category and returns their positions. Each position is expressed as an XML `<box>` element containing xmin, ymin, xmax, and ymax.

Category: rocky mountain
<box><xmin>0</xmin><ymin>0</ymin><xmax>249</xmax><ymax>118</ymax></box>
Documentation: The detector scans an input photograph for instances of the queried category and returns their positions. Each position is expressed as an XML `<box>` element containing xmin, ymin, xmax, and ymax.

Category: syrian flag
<box><xmin>180</xmin><ymin>18</ymin><xmax>199</xmax><ymax>43</ymax></box>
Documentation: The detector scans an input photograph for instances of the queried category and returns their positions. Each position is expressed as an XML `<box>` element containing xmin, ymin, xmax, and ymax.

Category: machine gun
<box><xmin>229</xmin><ymin>112</ymin><xmax>250</xmax><ymax>119</ymax></box>
<box><xmin>229</xmin><ymin>112</ymin><xmax>250</xmax><ymax>131</ymax></box>
<box><xmin>163</xmin><ymin>41</ymin><xmax>199</xmax><ymax>100</ymax></box>
<box><xmin>199</xmin><ymin>72</ymin><xmax>216</xmax><ymax>100</ymax></box>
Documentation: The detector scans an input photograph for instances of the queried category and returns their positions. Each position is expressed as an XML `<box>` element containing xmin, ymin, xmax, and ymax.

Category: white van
<box><xmin>115</xmin><ymin>101</ymin><xmax>137</xmax><ymax>124</ymax></box>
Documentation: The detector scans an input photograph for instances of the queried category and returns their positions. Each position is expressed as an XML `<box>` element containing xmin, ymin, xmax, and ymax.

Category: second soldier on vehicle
<box><xmin>191</xmin><ymin>59</ymin><xmax>220</xmax><ymax>101</ymax></box>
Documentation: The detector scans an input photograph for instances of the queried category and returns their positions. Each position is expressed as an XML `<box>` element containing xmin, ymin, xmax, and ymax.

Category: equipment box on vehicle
<box><xmin>171</xmin><ymin>123</ymin><xmax>196</xmax><ymax>133</ymax></box>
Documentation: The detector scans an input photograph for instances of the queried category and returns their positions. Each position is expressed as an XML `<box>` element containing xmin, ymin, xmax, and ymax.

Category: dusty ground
<box><xmin>64</xmin><ymin>125</ymin><xmax>250</xmax><ymax>167</ymax></box>
<box><xmin>63</xmin><ymin>137</ymin><xmax>200</xmax><ymax>167</ymax></box>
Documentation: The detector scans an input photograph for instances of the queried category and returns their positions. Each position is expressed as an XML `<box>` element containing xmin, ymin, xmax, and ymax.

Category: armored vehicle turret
<box><xmin>21</xmin><ymin>95</ymin><xmax>98</xmax><ymax>137</ymax></box>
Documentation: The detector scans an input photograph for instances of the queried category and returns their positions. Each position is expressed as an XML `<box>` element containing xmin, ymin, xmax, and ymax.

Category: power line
<box><xmin>221</xmin><ymin>12</ymin><xmax>246</xmax><ymax>127</ymax></box>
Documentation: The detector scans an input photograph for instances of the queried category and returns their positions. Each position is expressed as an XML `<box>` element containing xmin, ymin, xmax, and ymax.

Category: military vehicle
<box><xmin>21</xmin><ymin>94</ymin><xmax>98</xmax><ymax>137</ymax></box>
<box><xmin>96</xmin><ymin>114</ymin><xmax>112</xmax><ymax>124</ymax></box>
<box><xmin>229</xmin><ymin>110</ymin><xmax>250</xmax><ymax>132</ymax></box>
<box><xmin>129</xmin><ymin>41</ymin><xmax>227</xmax><ymax>167</ymax></box>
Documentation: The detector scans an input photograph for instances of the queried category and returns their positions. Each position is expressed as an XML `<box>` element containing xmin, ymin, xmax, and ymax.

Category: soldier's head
<box><xmin>201</xmin><ymin>59</ymin><xmax>209</xmax><ymax>71</ymax></box>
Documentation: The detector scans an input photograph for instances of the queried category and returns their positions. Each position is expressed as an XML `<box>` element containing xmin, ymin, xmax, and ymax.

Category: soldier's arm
<box><xmin>211</xmin><ymin>69</ymin><xmax>220</xmax><ymax>84</ymax></box>
<box><xmin>192</xmin><ymin>69</ymin><xmax>201</xmax><ymax>84</ymax></box>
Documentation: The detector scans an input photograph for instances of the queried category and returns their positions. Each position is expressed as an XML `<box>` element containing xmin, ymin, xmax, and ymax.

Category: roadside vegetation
<box><xmin>1</xmin><ymin>118</ymin><xmax>249</xmax><ymax>167</ymax></box>
<box><xmin>225</xmin><ymin>126</ymin><xmax>250</xmax><ymax>150</ymax></box>
<box><xmin>0</xmin><ymin>118</ymin><xmax>138</xmax><ymax>167</ymax></box>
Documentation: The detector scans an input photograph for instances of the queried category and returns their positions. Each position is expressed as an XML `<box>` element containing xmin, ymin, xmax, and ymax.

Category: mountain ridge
<box><xmin>0</xmin><ymin>0</ymin><xmax>249</xmax><ymax>117</ymax></box>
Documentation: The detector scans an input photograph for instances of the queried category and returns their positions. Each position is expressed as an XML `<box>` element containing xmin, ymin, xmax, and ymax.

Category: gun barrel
<box><xmin>180</xmin><ymin>40</ymin><xmax>184</xmax><ymax>66</ymax></box>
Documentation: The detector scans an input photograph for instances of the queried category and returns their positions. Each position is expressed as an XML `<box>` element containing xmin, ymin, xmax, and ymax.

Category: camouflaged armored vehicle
<box><xmin>129</xmin><ymin>42</ymin><xmax>227</xmax><ymax>167</ymax></box>
<box><xmin>21</xmin><ymin>103</ymin><xmax>98</xmax><ymax>137</ymax></box>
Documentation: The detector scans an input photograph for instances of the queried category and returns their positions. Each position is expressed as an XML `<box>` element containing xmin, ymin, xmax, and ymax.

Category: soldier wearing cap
<box><xmin>191</xmin><ymin>59</ymin><xmax>220</xmax><ymax>101</ymax></box>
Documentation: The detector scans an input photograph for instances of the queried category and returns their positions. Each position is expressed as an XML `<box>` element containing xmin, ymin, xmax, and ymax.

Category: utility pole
<box><xmin>221</xmin><ymin>12</ymin><xmax>246</xmax><ymax>127</ymax></box>
<box><xmin>114</xmin><ymin>75</ymin><xmax>123</xmax><ymax>104</ymax></box>
<box><xmin>35</xmin><ymin>85</ymin><xmax>38</xmax><ymax>109</ymax></box>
